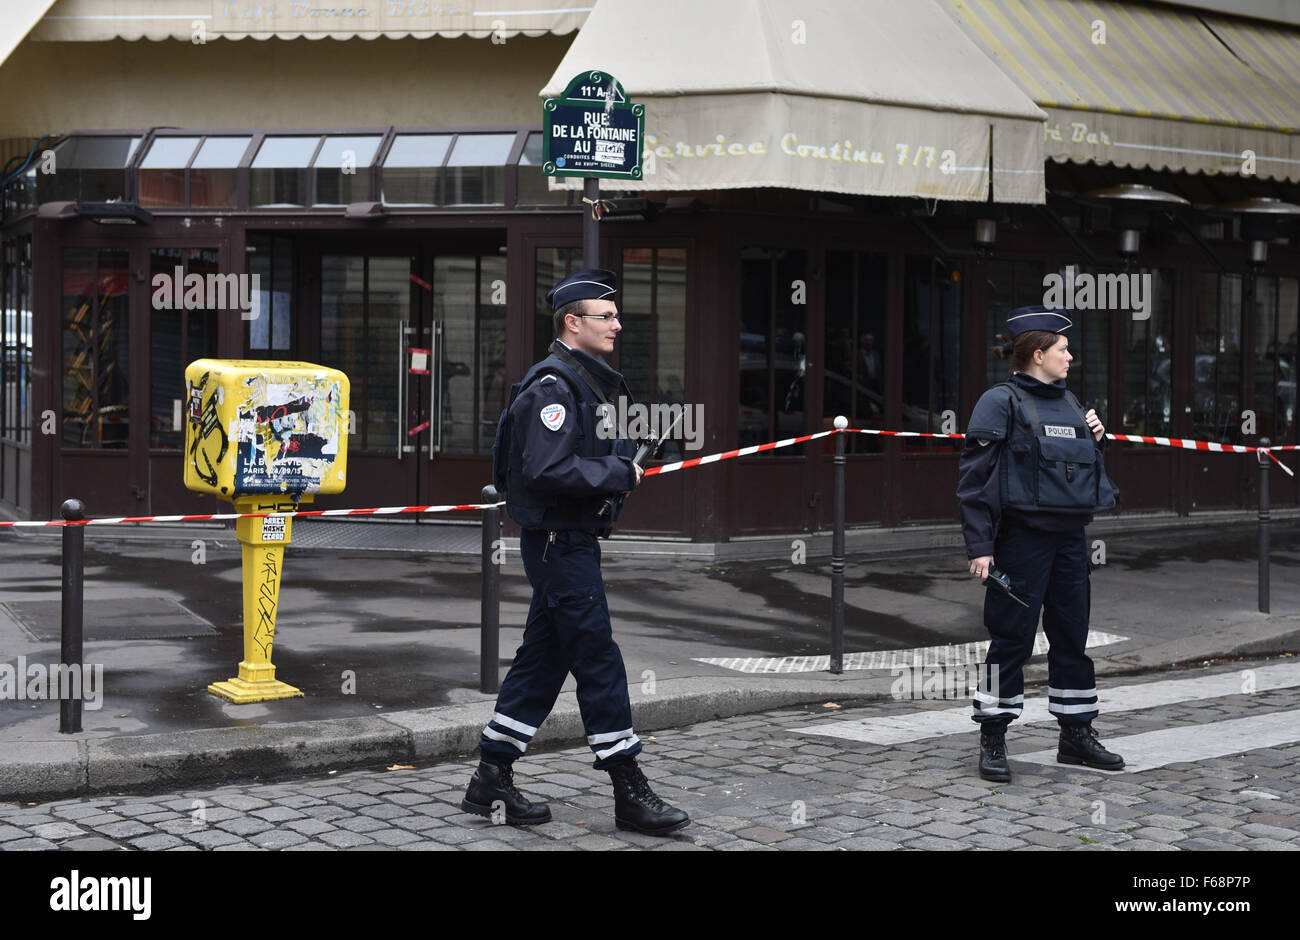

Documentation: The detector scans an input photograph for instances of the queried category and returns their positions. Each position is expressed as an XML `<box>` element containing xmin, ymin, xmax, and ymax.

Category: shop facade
<box><xmin>2</xmin><ymin>1</ymin><xmax>1298</xmax><ymax>538</ymax></box>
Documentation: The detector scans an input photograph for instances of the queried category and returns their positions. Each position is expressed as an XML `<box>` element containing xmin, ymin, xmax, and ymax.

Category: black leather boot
<box><xmin>607</xmin><ymin>760</ymin><xmax>690</xmax><ymax>835</ymax></box>
<box><xmin>978</xmin><ymin>730</ymin><xmax>1011</xmax><ymax>782</ymax></box>
<box><xmin>460</xmin><ymin>759</ymin><xmax>552</xmax><ymax>825</ymax></box>
<box><xmin>1058</xmin><ymin>723</ymin><xmax>1125</xmax><ymax>770</ymax></box>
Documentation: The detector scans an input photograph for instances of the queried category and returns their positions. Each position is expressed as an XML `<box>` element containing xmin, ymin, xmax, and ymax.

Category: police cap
<box><xmin>1006</xmin><ymin>305</ymin><xmax>1072</xmax><ymax>338</ymax></box>
<box><xmin>546</xmin><ymin>268</ymin><xmax>618</xmax><ymax>313</ymax></box>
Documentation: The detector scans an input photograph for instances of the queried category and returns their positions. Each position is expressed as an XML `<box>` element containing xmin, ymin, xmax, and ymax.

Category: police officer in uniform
<box><xmin>460</xmin><ymin>268</ymin><xmax>690</xmax><ymax>835</ymax></box>
<box><xmin>957</xmin><ymin>306</ymin><xmax>1124</xmax><ymax>782</ymax></box>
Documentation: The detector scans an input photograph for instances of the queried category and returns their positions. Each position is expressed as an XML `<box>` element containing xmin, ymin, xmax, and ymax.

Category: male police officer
<box><xmin>460</xmin><ymin>268</ymin><xmax>690</xmax><ymax>836</ymax></box>
<box><xmin>958</xmin><ymin>306</ymin><xmax>1123</xmax><ymax>782</ymax></box>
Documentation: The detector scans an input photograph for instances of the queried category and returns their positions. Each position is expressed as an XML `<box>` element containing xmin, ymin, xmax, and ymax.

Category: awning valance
<box><xmin>28</xmin><ymin>0</ymin><xmax>589</xmax><ymax>41</ymax></box>
<box><xmin>540</xmin><ymin>0</ymin><xmax>1048</xmax><ymax>203</ymax></box>
<box><xmin>939</xmin><ymin>0</ymin><xmax>1300</xmax><ymax>182</ymax></box>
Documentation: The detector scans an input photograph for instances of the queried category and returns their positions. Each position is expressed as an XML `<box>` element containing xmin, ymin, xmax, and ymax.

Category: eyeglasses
<box><xmin>573</xmin><ymin>312</ymin><xmax>622</xmax><ymax>322</ymax></box>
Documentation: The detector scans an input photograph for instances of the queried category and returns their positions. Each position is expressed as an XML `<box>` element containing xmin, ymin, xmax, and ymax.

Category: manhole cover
<box><xmin>1</xmin><ymin>597</ymin><xmax>219</xmax><ymax>641</ymax></box>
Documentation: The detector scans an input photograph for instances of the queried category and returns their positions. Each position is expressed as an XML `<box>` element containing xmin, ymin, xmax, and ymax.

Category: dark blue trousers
<box><xmin>973</xmin><ymin>522</ymin><xmax>1099</xmax><ymax>731</ymax></box>
<box><xmin>479</xmin><ymin>528</ymin><xmax>641</xmax><ymax>769</ymax></box>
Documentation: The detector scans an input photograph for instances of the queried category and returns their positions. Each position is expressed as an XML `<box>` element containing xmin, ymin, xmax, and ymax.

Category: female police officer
<box><xmin>957</xmin><ymin>306</ymin><xmax>1123</xmax><ymax>782</ymax></box>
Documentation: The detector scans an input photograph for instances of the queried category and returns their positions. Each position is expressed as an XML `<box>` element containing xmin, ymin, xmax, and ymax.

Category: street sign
<box><xmin>543</xmin><ymin>71</ymin><xmax>644</xmax><ymax>181</ymax></box>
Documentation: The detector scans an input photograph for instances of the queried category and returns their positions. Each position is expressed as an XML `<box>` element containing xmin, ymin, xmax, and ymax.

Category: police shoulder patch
<box><xmin>540</xmin><ymin>403</ymin><xmax>566</xmax><ymax>431</ymax></box>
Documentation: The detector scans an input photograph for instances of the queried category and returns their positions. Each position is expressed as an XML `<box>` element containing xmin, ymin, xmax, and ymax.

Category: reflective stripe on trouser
<box><xmin>973</xmin><ymin>523</ymin><xmax>1098</xmax><ymax>730</ymax></box>
<box><xmin>479</xmin><ymin>529</ymin><xmax>642</xmax><ymax>769</ymax></box>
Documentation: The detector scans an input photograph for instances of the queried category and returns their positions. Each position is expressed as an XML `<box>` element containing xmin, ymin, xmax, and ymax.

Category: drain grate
<box><xmin>1</xmin><ymin>597</ymin><xmax>219</xmax><ymax>642</ymax></box>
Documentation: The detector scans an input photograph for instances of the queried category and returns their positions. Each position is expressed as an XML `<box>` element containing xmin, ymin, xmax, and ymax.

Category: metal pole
<box><xmin>481</xmin><ymin>485</ymin><xmax>502</xmax><ymax>694</ymax></box>
<box><xmin>583</xmin><ymin>177</ymin><xmax>600</xmax><ymax>268</ymax></box>
<box><xmin>1258</xmin><ymin>438</ymin><xmax>1270</xmax><ymax>614</ymax></box>
<box><xmin>830</xmin><ymin>417</ymin><xmax>847</xmax><ymax>673</ymax></box>
<box><xmin>59</xmin><ymin>498</ymin><xmax>86</xmax><ymax>734</ymax></box>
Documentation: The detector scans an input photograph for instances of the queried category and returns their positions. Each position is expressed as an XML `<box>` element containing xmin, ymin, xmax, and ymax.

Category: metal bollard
<box><xmin>480</xmin><ymin>485</ymin><xmax>502</xmax><ymax>694</ymax></box>
<box><xmin>59</xmin><ymin>498</ymin><xmax>86</xmax><ymax>734</ymax></box>
<box><xmin>830</xmin><ymin>417</ymin><xmax>847</xmax><ymax>674</ymax></box>
<box><xmin>1258</xmin><ymin>438</ymin><xmax>1270</xmax><ymax>614</ymax></box>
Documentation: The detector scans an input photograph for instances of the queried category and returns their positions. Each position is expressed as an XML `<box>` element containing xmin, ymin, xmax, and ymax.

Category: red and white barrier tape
<box><xmin>3</xmin><ymin>426</ymin><xmax>1293</xmax><ymax>527</ymax></box>
<box><xmin>0</xmin><ymin>502</ymin><xmax>504</xmax><ymax>528</ymax></box>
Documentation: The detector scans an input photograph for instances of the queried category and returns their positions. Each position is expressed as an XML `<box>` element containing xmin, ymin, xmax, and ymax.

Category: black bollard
<box><xmin>830</xmin><ymin>418</ymin><xmax>846</xmax><ymax>673</ymax></box>
<box><xmin>480</xmin><ymin>485</ymin><xmax>502</xmax><ymax>694</ymax></box>
<box><xmin>59</xmin><ymin>498</ymin><xmax>86</xmax><ymax>734</ymax></box>
<box><xmin>1258</xmin><ymin>438</ymin><xmax>1270</xmax><ymax>614</ymax></box>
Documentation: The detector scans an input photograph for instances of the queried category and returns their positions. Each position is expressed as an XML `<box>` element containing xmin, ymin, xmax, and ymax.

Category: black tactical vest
<box><xmin>996</xmin><ymin>383</ymin><xmax>1118</xmax><ymax>514</ymax></box>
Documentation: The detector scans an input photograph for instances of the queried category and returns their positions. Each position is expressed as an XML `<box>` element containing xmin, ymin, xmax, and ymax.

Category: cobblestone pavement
<box><xmin>2</xmin><ymin>657</ymin><xmax>1298</xmax><ymax>852</ymax></box>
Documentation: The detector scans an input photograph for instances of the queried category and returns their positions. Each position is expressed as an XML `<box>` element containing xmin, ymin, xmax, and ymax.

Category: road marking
<box><xmin>694</xmin><ymin>630</ymin><xmax>1129</xmax><ymax>674</ymax></box>
<box><xmin>801</xmin><ymin>661</ymin><xmax>1300</xmax><ymax>745</ymax></box>
<box><xmin>1016</xmin><ymin>709</ymin><xmax>1300</xmax><ymax>773</ymax></box>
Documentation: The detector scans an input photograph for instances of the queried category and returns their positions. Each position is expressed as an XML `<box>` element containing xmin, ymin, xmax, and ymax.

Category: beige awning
<box><xmin>540</xmin><ymin>0</ymin><xmax>1048</xmax><ymax>203</ymax></box>
<box><xmin>29</xmin><ymin>0</ymin><xmax>589</xmax><ymax>41</ymax></box>
<box><xmin>940</xmin><ymin>0</ymin><xmax>1300</xmax><ymax>182</ymax></box>
<box><xmin>0</xmin><ymin>0</ymin><xmax>58</xmax><ymax>66</ymax></box>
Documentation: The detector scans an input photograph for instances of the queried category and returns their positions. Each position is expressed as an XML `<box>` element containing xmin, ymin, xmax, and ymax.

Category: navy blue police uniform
<box><xmin>957</xmin><ymin>306</ymin><xmax>1123</xmax><ymax>777</ymax></box>
<box><xmin>462</xmin><ymin>268</ymin><xmax>690</xmax><ymax>835</ymax></box>
<box><xmin>478</xmin><ymin>333</ymin><xmax>643</xmax><ymax>769</ymax></box>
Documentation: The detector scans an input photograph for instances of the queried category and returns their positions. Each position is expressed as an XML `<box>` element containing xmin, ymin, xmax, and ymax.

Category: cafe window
<box><xmin>1121</xmin><ymin>268</ymin><xmax>1174</xmax><ymax>438</ymax></box>
<box><xmin>534</xmin><ymin>246</ymin><xmax>582</xmax><ymax>364</ymax></box>
<box><xmin>444</xmin><ymin>133</ymin><xmax>516</xmax><ymax>206</ymax></box>
<box><xmin>313</xmin><ymin>135</ymin><xmax>381</xmax><ymax>206</ymax></box>
<box><xmin>433</xmin><ymin>255</ymin><xmax>508</xmax><ymax>454</ymax></box>
<box><xmin>138</xmin><ymin>136</ymin><xmax>200</xmax><ymax>207</ymax></box>
<box><xmin>2</xmin><ymin>236</ymin><xmax>33</xmax><ymax>447</ymax></box>
<box><xmin>250</xmin><ymin>136</ymin><xmax>320</xmax><ymax>207</ymax></box>
<box><xmin>39</xmin><ymin>135</ymin><xmax>141</xmax><ymax>204</ymax></box>
<box><xmin>381</xmin><ymin>134</ymin><xmax>453</xmax><ymax>206</ymax></box>
<box><xmin>824</xmin><ymin>251</ymin><xmax>887</xmax><ymax>453</ymax></box>
<box><xmin>984</xmin><ymin>259</ymin><xmax>1045</xmax><ymax>389</ymax></box>
<box><xmin>1193</xmin><ymin>273</ymin><xmax>1243</xmax><ymax>443</ymax></box>
<box><xmin>517</xmin><ymin>131</ymin><xmax>569</xmax><ymax>207</ymax></box>
<box><xmin>247</xmin><ymin>234</ymin><xmax>293</xmax><ymax>353</ymax></box>
<box><xmin>902</xmin><ymin>256</ymin><xmax>961</xmax><ymax>451</ymax></box>
<box><xmin>620</xmin><ymin>247</ymin><xmax>688</xmax><ymax>461</ymax></box>
<box><xmin>1253</xmin><ymin>275</ymin><xmax>1299</xmax><ymax>445</ymax></box>
<box><xmin>62</xmin><ymin>248</ymin><xmax>130</xmax><ymax>449</ymax></box>
<box><xmin>190</xmin><ymin>136</ymin><xmax>251</xmax><ymax>207</ymax></box>
<box><xmin>739</xmin><ymin>247</ymin><xmax>808</xmax><ymax>454</ymax></box>
<box><xmin>150</xmin><ymin>248</ymin><xmax>220</xmax><ymax>449</ymax></box>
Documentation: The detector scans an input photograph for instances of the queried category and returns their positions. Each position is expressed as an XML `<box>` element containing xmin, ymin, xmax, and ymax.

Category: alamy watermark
<box><xmin>0</xmin><ymin>657</ymin><xmax>103</xmax><ymax>710</ymax></box>
<box><xmin>595</xmin><ymin>398</ymin><xmax>704</xmax><ymax>451</ymax></box>
<box><xmin>1042</xmin><ymin>265</ymin><xmax>1151</xmax><ymax>321</ymax></box>
<box><xmin>891</xmin><ymin>662</ymin><xmax>999</xmax><ymax>702</ymax></box>
<box><xmin>151</xmin><ymin>267</ymin><xmax>261</xmax><ymax>320</ymax></box>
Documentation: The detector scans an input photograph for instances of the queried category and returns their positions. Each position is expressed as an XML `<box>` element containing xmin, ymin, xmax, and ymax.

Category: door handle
<box><xmin>431</xmin><ymin>322</ymin><xmax>443</xmax><ymax>460</ymax></box>
<box><xmin>396</xmin><ymin>318</ymin><xmax>407</xmax><ymax>460</ymax></box>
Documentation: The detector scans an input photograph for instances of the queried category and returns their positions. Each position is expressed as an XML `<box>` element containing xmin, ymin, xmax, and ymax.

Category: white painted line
<box><xmin>694</xmin><ymin>630</ymin><xmax>1129</xmax><ymax>674</ymax></box>
<box><xmin>801</xmin><ymin>661</ymin><xmax>1300</xmax><ymax>745</ymax></box>
<box><xmin>1016</xmin><ymin>709</ymin><xmax>1300</xmax><ymax>774</ymax></box>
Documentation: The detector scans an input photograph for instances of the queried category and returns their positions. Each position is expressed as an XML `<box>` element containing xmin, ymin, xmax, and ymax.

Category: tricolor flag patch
<box><xmin>540</xmin><ymin>403</ymin><xmax>566</xmax><ymax>431</ymax></box>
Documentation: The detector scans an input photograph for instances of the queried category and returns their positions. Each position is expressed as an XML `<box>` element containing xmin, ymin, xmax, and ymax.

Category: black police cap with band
<box><xmin>1005</xmin><ymin>305</ymin><xmax>1072</xmax><ymax>338</ymax></box>
<box><xmin>546</xmin><ymin>268</ymin><xmax>618</xmax><ymax>313</ymax></box>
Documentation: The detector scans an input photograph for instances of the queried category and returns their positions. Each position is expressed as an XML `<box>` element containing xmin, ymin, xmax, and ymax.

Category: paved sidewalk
<box><xmin>2</xmin><ymin>657</ymin><xmax>1296</xmax><ymax>851</ymax></box>
<box><xmin>1</xmin><ymin>518</ymin><xmax>1298</xmax><ymax>801</ymax></box>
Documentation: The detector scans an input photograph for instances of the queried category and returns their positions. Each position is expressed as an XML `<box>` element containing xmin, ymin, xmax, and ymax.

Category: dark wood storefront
<box><xmin>10</xmin><ymin>162</ymin><xmax>1300</xmax><ymax>537</ymax></box>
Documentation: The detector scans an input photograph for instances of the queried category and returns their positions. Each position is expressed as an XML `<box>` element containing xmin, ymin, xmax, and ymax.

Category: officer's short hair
<box><xmin>1011</xmin><ymin>330</ymin><xmax>1064</xmax><ymax>371</ymax></box>
<box><xmin>554</xmin><ymin>299</ymin><xmax>589</xmax><ymax>338</ymax></box>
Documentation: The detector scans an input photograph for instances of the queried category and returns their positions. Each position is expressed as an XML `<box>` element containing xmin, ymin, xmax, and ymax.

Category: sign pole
<box><xmin>583</xmin><ymin>177</ymin><xmax>600</xmax><ymax>268</ymax></box>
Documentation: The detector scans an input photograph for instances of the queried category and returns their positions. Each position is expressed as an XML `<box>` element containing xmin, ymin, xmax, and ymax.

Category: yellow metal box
<box><xmin>183</xmin><ymin>359</ymin><xmax>350</xmax><ymax>498</ymax></box>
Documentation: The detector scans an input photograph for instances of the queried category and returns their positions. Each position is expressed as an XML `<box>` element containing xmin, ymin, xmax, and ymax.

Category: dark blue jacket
<box><xmin>505</xmin><ymin>343</ymin><xmax>637</xmax><ymax>531</ymax></box>
<box><xmin>957</xmin><ymin>372</ymin><xmax>1108</xmax><ymax>558</ymax></box>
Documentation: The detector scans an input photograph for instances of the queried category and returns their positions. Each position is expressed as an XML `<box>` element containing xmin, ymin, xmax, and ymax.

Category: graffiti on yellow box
<box><xmin>183</xmin><ymin>359</ymin><xmax>350</xmax><ymax>498</ymax></box>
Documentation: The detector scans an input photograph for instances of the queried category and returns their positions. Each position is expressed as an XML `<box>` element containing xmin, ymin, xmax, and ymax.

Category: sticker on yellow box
<box><xmin>183</xmin><ymin>359</ymin><xmax>350</xmax><ymax>498</ymax></box>
<box><xmin>262</xmin><ymin>516</ymin><xmax>286</xmax><ymax>541</ymax></box>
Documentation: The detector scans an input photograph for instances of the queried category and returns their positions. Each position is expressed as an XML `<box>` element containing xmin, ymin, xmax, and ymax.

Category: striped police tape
<box><xmin>2</xmin><ymin>427</ymin><xmax>1294</xmax><ymax>527</ymax></box>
